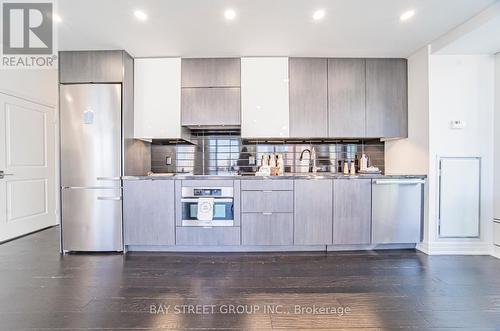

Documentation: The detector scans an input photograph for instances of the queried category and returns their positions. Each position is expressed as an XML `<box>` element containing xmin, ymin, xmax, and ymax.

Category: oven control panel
<box><xmin>193</xmin><ymin>188</ymin><xmax>222</xmax><ymax>197</ymax></box>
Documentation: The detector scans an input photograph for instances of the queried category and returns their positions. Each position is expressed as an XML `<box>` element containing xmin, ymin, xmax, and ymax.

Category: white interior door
<box><xmin>0</xmin><ymin>92</ymin><xmax>57</xmax><ymax>242</ymax></box>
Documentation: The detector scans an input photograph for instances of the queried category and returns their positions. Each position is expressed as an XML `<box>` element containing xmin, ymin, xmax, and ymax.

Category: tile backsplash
<box><xmin>151</xmin><ymin>132</ymin><xmax>385</xmax><ymax>175</ymax></box>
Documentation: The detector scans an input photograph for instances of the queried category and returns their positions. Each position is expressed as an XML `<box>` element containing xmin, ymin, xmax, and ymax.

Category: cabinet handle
<box><xmin>262</xmin><ymin>190</ymin><xmax>273</xmax><ymax>193</ymax></box>
<box><xmin>262</xmin><ymin>212</ymin><xmax>273</xmax><ymax>215</ymax></box>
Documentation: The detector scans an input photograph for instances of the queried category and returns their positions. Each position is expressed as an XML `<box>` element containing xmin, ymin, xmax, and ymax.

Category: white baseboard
<box><xmin>492</xmin><ymin>245</ymin><xmax>500</xmax><ymax>259</ymax></box>
<box><xmin>417</xmin><ymin>240</ymin><xmax>491</xmax><ymax>255</ymax></box>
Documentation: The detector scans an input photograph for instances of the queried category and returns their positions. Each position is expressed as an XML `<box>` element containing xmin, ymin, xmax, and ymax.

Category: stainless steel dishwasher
<box><xmin>372</xmin><ymin>178</ymin><xmax>425</xmax><ymax>244</ymax></box>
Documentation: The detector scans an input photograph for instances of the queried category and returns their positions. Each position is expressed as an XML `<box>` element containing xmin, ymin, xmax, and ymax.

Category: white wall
<box><xmin>425</xmin><ymin>54</ymin><xmax>494</xmax><ymax>254</ymax></box>
<box><xmin>0</xmin><ymin>69</ymin><xmax>58</xmax><ymax>107</ymax></box>
<box><xmin>494</xmin><ymin>53</ymin><xmax>500</xmax><ymax>257</ymax></box>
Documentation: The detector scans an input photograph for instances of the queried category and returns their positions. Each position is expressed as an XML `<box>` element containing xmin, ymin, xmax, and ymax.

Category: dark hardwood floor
<box><xmin>1</xmin><ymin>227</ymin><xmax>500</xmax><ymax>330</ymax></box>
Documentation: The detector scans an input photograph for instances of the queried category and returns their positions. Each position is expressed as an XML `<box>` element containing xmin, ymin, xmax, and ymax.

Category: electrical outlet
<box><xmin>166</xmin><ymin>156</ymin><xmax>172</xmax><ymax>165</ymax></box>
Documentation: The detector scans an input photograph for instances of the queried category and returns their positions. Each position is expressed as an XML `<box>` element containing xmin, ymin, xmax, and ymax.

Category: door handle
<box><xmin>96</xmin><ymin>177</ymin><xmax>121</xmax><ymax>181</ymax></box>
<box><xmin>0</xmin><ymin>171</ymin><xmax>14</xmax><ymax>179</ymax></box>
<box><xmin>97</xmin><ymin>196</ymin><xmax>122</xmax><ymax>201</ymax></box>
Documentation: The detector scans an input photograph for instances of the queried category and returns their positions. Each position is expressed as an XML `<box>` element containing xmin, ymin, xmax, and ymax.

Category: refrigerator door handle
<box><xmin>97</xmin><ymin>196</ymin><xmax>122</xmax><ymax>201</ymax></box>
<box><xmin>62</xmin><ymin>186</ymin><xmax>122</xmax><ymax>190</ymax></box>
<box><xmin>97</xmin><ymin>177</ymin><xmax>121</xmax><ymax>181</ymax></box>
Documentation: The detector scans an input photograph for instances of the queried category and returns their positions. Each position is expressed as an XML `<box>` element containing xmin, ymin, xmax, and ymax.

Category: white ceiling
<box><xmin>57</xmin><ymin>0</ymin><xmax>496</xmax><ymax>58</ymax></box>
<box><xmin>434</xmin><ymin>2</ymin><xmax>500</xmax><ymax>54</ymax></box>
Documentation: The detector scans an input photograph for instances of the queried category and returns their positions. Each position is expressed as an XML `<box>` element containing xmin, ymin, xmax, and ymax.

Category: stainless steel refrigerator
<box><xmin>60</xmin><ymin>84</ymin><xmax>123</xmax><ymax>252</ymax></box>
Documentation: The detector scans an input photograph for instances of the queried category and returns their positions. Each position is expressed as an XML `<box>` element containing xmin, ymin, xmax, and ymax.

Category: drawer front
<box><xmin>176</xmin><ymin>227</ymin><xmax>240</xmax><ymax>246</ymax></box>
<box><xmin>241</xmin><ymin>190</ymin><xmax>294</xmax><ymax>213</ymax></box>
<box><xmin>495</xmin><ymin>221</ymin><xmax>500</xmax><ymax>245</ymax></box>
<box><xmin>241</xmin><ymin>180</ymin><xmax>293</xmax><ymax>191</ymax></box>
<box><xmin>181</xmin><ymin>180</ymin><xmax>234</xmax><ymax>187</ymax></box>
<box><xmin>242</xmin><ymin>213</ymin><xmax>293</xmax><ymax>245</ymax></box>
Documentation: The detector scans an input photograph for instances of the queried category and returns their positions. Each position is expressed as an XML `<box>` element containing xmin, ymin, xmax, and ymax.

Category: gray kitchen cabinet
<box><xmin>241</xmin><ymin>190</ymin><xmax>294</xmax><ymax>213</ymax></box>
<box><xmin>366</xmin><ymin>58</ymin><xmax>408</xmax><ymax>138</ymax></box>
<box><xmin>176</xmin><ymin>227</ymin><xmax>240</xmax><ymax>246</ymax></box>
<box><xmin>328</xmin><ymin>58</ymin><xmax>366</xmax><ymax>137</ymax></box>
<box><xmin>181</xmin><ymin>87</ymin><xmax>240</xmax><ymax>127</ymax></box>
<box><xmin>181</xmin><ymin>58</ymin><xmax>241</xmax><ymax>87</ymax></box>
<box><xmin>294</xmin><ymin>180</ymin><xmax>333</xmax><ymax>245</ymax></box>
<box><xmin>333</xmin><ymin>179</ymin><xmax>372</xmax><ymax>245</ymax></box>
<box><xmin>241</xmin><ymin>213</ymin><xmax>293</xmax><ymax>245</ymax></box>
<box><xmin>59</xmin><ymin>50</ymin><xmax>125</xmax><ymax>83</ymax></box>
<box><xmin>240</xmin><ymin>180</ymin><xmax>294</xmax><ymax>191</ymax></box>
<box><xmin>123</xmin><ymin>180</ymin><xmax>175</xmax><ymax>245</ymax></box>
<box><xmin>289</xmin><ymin>58</ymin><xmax>328</xmax><ymax>137</ymax></box>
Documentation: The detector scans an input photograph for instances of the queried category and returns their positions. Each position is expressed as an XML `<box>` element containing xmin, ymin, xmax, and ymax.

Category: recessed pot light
<box><xmin>224</xmin><ymin>9</ymin><xmax>236</xmax><ymax>20</ymax></box>
<box><xmin>400</xmin><ymin>10</ymin><xmax>415</xmax><ymax>21</ymax></box>
<box><xmin>313</xmin><ymin>9</ymin><xmax>325</xmax><ymax>21</ymax></box>
<box><xmin>134</xmin><ymin>10</ymin><xmax>148</xmax><ymax>21</ymax></box>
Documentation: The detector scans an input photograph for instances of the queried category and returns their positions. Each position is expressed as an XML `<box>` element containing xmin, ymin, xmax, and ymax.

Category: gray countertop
<box><xmin>122</xmin><ymin>173</ymin><xmax>427</xmax><ymax>180</ymax></box>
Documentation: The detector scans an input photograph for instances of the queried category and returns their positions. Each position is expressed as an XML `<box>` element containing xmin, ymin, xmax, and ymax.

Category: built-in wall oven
<box><xmin>181</xmin><ymin>187</ymin><xmax>234</xmax><ymax>226</ymax></box>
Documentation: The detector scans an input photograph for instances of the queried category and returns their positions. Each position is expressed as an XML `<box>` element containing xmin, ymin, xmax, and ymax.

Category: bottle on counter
<box><xmin>261</xmin><ymin>154</ymin><xmax>269</xmax><ymax>167</ymax></box>
<box><xmin>350</xmin><ymin>162</ymin><xmax>356</xmax><ymax>176</ymax></box>
<box><xmin>277</xmin><ymin>154</ymin><xmax>284</xmax><ymax>176</ymax></box>
<box><xmin>343</xmin><ymin>162</ymin><xmax>349</xmax><ymax>175</ymax></box>
<box><xmin>269</xmin><ymin>154</ymin><xmax>277</xmax><ymax>168</ymax></box>
<box><xmin>360</xmin><ymin>154</ymin><xmax>368</xmax><ymax>172</ymax></box>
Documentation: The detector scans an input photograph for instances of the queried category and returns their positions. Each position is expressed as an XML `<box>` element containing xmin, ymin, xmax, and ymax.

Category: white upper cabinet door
<box><xmin>134</xmin><ymin>58</ymin><xmax>182</xmax><ymax>139</ymax></box>
<box><xmin>241</xmin><ymin>57</ymin><xmax>289</xmax><ymax>138</ymax></box>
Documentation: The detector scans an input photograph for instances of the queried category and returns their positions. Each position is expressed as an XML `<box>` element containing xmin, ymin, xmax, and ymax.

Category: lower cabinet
<box><xmin>294</xmin><ymin>180</ymin><xmax>333</xmax><ymax>245</ymax></box>
<box><xmin>123</xmin><ymin>180</ymin><xmax>175</xmax><ymax>245</ymax></box>
<box><xmin>176</xmin><ymin>227</ymin><xmax>240</xmax><ymax>246</ymax></box>
<box><xmin>333</xmin><ymin>179</ymin><xmax>372</xmax><ymax>245</ymax></box>
<box><xmin>241</xmin><ymin>213</ymin><xmax>293</xmax><ymax>245</ymax></box>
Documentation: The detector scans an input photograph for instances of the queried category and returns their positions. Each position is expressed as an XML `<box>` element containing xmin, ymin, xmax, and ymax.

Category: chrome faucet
<box><xmin>299</xmin><ymin>148</ymin><xmax>318</xmax><ymax>173</ymax></box>
<box><xmin>299</xmin><ymin>149</ymin><xmax>311</xmax><ymax>161</ymax></box>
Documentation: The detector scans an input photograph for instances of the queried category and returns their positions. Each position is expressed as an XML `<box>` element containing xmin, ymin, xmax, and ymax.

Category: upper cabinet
<box><xmin>131</xmin><ymin>56</ymin><xmax>407</xmax><ymax>139</ymax></box>
<box><xmin>241</xmin><ymin>57</ymin><xmax>290</xmax><ymax>138</ymax></box>
<box><xmin>181</xmin><ymin>58</ymin><xmax>240</xmax><ymax>87</ymax></box>
<box><xmin>328</xmin><ymin>58</ymin><xmax>366</xmax><ymax>137</ymax></box>
<box><xmin>181</xmin><ymin>87</ymin><xmax>240</xmax><ymax>127</ymax></box>
<box><xmin>181</xmin><ymin>58</ymin><xmax>241</xmax><ymax>127</ymax></box>
<box><xmin>289</xmin><ymin>58</ymin><xmax>328</xmax><ymax>138</ymax></box>
<box><xmin>287</xmin><ymin>57</ymin><xmax>407</xmax><ymax>139</ymax></box>
<box><xmin>59</xmin><ymin>50</ymin><xmax>125</xmax><ymax>83</ymax></box>
<box><xmin>366</xmin><ymin>58</ymin><xmax>408</xmax><ymax>138</ymax></box>
<box><xmin>134</xmin><ymin>58</ymin><xmax>186</xmax><ymax>139</ymax></box>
